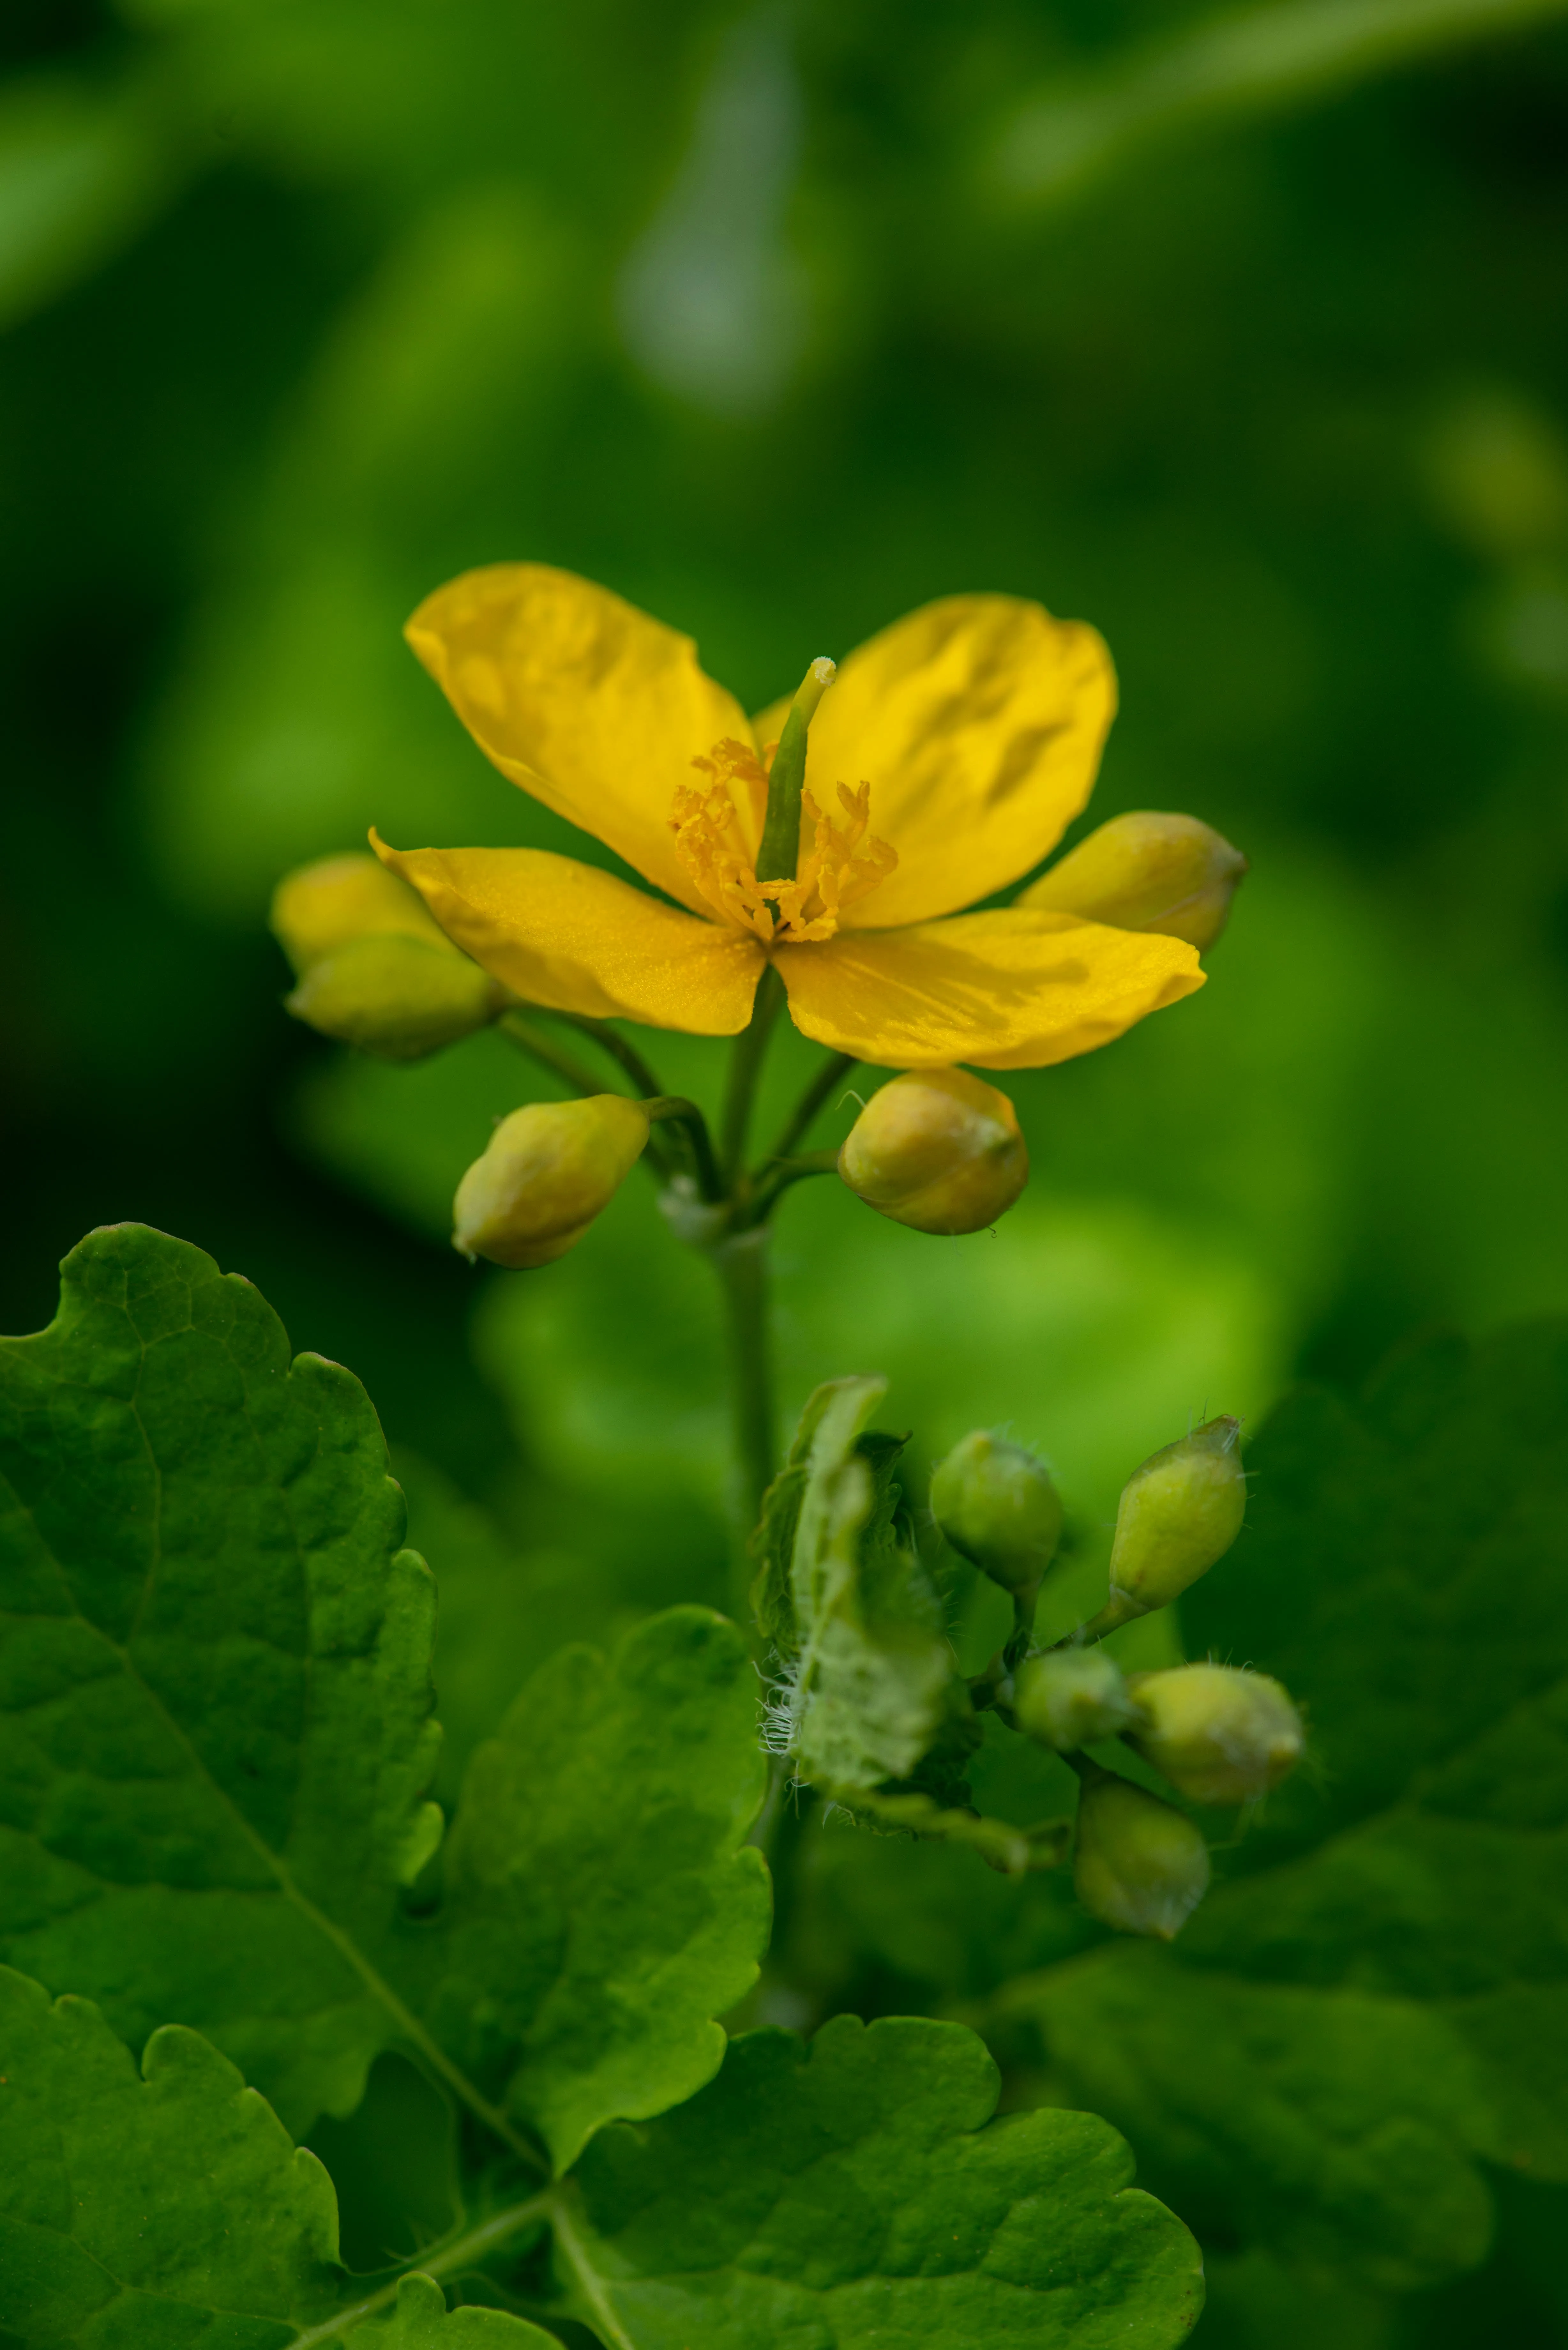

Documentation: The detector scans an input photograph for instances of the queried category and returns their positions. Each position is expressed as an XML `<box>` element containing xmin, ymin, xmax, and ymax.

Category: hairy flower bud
<box><xmin>1073</xmin><ymin>1769</ymin><xmax>1210</xmax><ymax>1940</ymax></box>
<box><xmin>1127</xmin><ymin>1663</ymin><xmax>1303</xmax><ymax>1806</ymax></box>
<box><xmin>1014</xmin><ymin>1648</ymin><xmax>1136</xmax><ymax>1751</ymax></box>
<box><xmin>1021</xmin><ymin>812</ymin><xmax>1247</xmax><ymax>952</ymax></box>
<box><xmin>453</xmin><ymin>1095</ymin><xmax>650</xmax><ymax>1269</ymax></box>
<box><xmin>271</xmin><ymin>853</ymin><xmax>451</xmax><ymax>976</ymax></box>
<box><xmin>838</xmin><ymin>1068</ymin><xmax>1028</xmax><ymax>1236</ymax></box>
<box><xmin>930</xmin><ymin>1431</ymin><xmax>1063</xmax><ymax>1597</ymax></box>
<box><xmin>1105</xmin><ymin>1415</ymin><xmax>1246</xmax><ymax>1622</ymax></box>
<box><xmin>286</xmin><ymin>934</ymin><xmax>506</xmax><ymax>1061</ymax></box>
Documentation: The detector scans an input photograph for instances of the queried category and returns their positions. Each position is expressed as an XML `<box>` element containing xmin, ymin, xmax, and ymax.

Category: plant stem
<box><xmin>286</xmin><ymin>2193</ymin><xmax>554</xmax><ymax>2347</ymax></box>
<box><xmin>762</xmin><ymin>1050</ymin><xmax>858</xmax><ymax>1169</ymax></box>
<box><xmin>643</xmin><ymin>1096</ymin><xmax>723</xmax><ymax>1201</ymax></box>
<box><xmin>720</xmin><ymin>964</ymin><xmax>784</xmax><ymax>1184</ymax></box>
<box><xmin>544</xmin><ymin>1010</ymin><xmax>666</xmax><ymax>1100</ymax></box>
<box><xmin>497</xmin><ymin>1012</ymin><xmax>606</xmax><ymax>1097</ymax></box>
<box><xmin>742</xmin><ymin>1149</ymin><xmax>840</xmax><ymax>1226</ymax></box>
<box><xmin>713</xmin><ymin>1228</ymin><xmax>775</xmax><ymax>1616</ymax></box>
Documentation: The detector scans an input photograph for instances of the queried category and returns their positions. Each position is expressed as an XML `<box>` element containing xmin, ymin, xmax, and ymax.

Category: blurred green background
<box><xmin>6</xmin><ymin>0</ymin><xmax>1568</xmax><ymax>2338</ymax></box>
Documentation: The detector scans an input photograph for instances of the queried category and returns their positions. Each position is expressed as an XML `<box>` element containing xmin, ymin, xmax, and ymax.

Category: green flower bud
<box><xmin>271</xmin><ymin>853</ymin><xmax>450</xmax><ymax>977</ymax></box>
<box><xmin>1127</xmin><ymin>1663</ymin><xmax>1303</xmax><ymax>1807</ymax></box>
<box><xmin>453</xmin><ymin>1095</ymin><xmax>650</xmax><ymax>1269</ymax></box>
<box><xmin>1105</xmin><ymin>1415</ymin><xmax>1246</xmax><ymax>1621</ymax></box>
<box><xmin>1073</xmin><ymin>1769</ymin><xmax>1210</xmax><ymax>1940</ymax></box>
<box><xmin>838</xmin><ymin>1068</ymin><xmax>1027</xmax><ymax>1237</ymax></box>
<box><xmin>286</xmin><ymin>934</ymin><xmax>507</xmax><ymax>1061</ymax></box>
<box><xmin>1014</xmin><ymin>1648</ymin><xmax>1136</xmax><ymax>1751</ymax></box>
<box><xmin>1021</xmin><ymin>811</ymin><xmax>1247</xmax><ymax>952</ymax></box>
<box><xmin>929</xmin><ymin>1431</ymin><xmax>1063</xmax><ymax>1597</ymax></box>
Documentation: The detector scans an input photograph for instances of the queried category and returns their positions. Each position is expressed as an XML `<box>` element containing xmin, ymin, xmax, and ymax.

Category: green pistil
<box><xmin>755</xmin><ymin>655</ymin><xmax>836</xmax><ymax>884</ymax></box>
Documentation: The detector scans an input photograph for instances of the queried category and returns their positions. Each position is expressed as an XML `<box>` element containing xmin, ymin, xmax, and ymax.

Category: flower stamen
<box><xmin>670</xmin><ymin>739</ymin><xmax>897</xmax><ymax>945</ymax></box>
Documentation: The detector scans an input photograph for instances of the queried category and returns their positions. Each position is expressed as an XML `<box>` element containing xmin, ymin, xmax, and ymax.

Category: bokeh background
<box><xmin>6</xmin><ymin>1</ymin><xmax>1568</xmax><ymax>2339</ymax></box>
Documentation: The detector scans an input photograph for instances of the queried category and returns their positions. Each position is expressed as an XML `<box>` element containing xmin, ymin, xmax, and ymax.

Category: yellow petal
<box><xmin>773</xmin><ymin>908</ymin><xmax>1201</xmax><ymax>1070</ymax></box>
<box><xmin>406</xmin><ymin>565</ymin><xmax>754</xmax><ymax>912</ymax></box>
<box><xmin>372</xmin><ymin>835</ymin><xmax>765</xmax><ymax>1035</ymax></box>
<box><xmin>762</xmin><ymin>595</ymin><xmax>1116</xmax><ymax>928</ymax></box>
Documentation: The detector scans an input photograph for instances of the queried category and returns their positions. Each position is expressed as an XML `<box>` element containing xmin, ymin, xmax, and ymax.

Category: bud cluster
<box><xmin>927</xmin><ymin>1402</ymin><xmax>1305</xmax><ymax>1944</ymax></box>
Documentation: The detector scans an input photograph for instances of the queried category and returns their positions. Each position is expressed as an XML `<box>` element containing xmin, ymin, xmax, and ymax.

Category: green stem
<box><xmin>497</xmin><ymin>1012</ymin><xmax>606</xmax><ymax>1097</ymax></box>
<box><xmin>644</xmin><ymin>1096</ymin><xmax>723</xmax><ymax>1201</ymax></box>
<box><xmin>544</xmin><ymin>1010</ymin><xmax>666</xmax><ymax>1100</ymax></box>
<box><xmin>762</xmin><ymin>1050</ymin><xmax>858</xmax><ymax>1169</ymax></box>
<box><xmin>286</xmin><ymin>2193</ymin><xmax>554</xmax><ymax>2347</ymax></box>
<box><xmin>720</xmin><ymin>963</ymin><xmax>784</xmax><ymax>1184</ymax></box>
<box><xmin>742</xmin><ymin>1149</ymin><xmax>840</xmax><ymax>1227</ymax></box>
<box><xmin>713</xmin><ymin>1229</ymin><xmax>775</xmax><ymax>1617</ymax></box>
<box><xmin>1057</xmin><ymin>1590</ymin><xmax>1143</xmax><ymax>1649</ymax></box>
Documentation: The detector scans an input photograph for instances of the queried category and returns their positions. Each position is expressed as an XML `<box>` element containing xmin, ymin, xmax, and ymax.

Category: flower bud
<box><xmin>1106</xmin><ymin>1415</ymin><xmax>1246</xmax><ymax>1620</ymax></box>
<box><xmin>1073</xmin><ymin>1770</ymin><xmax>1210</xmax><ymax>1940</ymax></box>
<box><xmin>286</xmin><ymin>934</ymin><xmax>506</xmax><ymax>1061</ymax></box>
<box><xmin>929</xmin><ymin>1431</ymin><xmax>1063</xmax><ymax>1597</ymax></box>
<box><xmin>453</xmin><ymin>1095</ymin><xmax>650</xmax><ymax>1269</ymax></box>
<box><xmin>271</xmin><ymin>853</ymin><xmax>450</xmax><ymax>977</ymax></box>
<box><xmin>1021</xmin><ymin>812</ymin><xmax>1247</xmax><ymax>952</ymax></box>
<box><xmin>1127</xmin><ymin>1663</ymin><xmax>1303</xmax><ymax>1807</ymax></box>
<box><xmin>838</xmin><ymin>1068</ymin><xmax>1027</xmax><ymax>1236</ymax></box>
<box><xmin>1014</xmin><ymin>1648</ymin><xmax>1136</xmax><ymax>1751</ymax></box>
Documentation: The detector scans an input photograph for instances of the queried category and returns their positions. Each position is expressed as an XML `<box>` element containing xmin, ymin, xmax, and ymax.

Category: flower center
<box><xmin>669</xmin><ymin>738</ymin><xmax>898</xmax><ymax>945</ymax></box>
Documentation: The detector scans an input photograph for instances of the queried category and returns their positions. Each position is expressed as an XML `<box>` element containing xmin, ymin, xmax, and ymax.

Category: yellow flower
<box><xmin>371</xmin><ymin>564</ymin><xmax>1210</xmax><ymax>1070</ymax></box>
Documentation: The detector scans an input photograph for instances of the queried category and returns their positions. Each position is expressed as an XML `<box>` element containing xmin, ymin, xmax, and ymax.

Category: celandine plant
<box><xmin>6</xmin><ymin>569</ymin><xmax>1564</xmax><ymax>2346</ymax></box>
<box><xmin>272</xmin><ymin>565</ymin><xmax>1245</xmax><ymax>1520</ymax></box>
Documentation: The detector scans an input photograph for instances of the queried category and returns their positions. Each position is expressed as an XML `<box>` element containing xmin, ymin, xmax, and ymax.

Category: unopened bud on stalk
<box><xmin>271</xmin><ymin>853</ymin><xmax>451</xmax><ymax>974</ymax></box>
<box><xmin>273</xmin><ymin>852</ymin><xmax>507</xmax><ymax>1059</ymax></box>
<box><xmin>453</xmin><ymin>1095</ymin><xmax>650</xmax><ymax>1269</ymax></box>
<box><xmin>838</xmin><ymin>1068</ymin><xmax>1028</xmax><ymax>1236</ymax></box>
<box><xmin>1021</xmin><ymin>812</ymin><xmax>1247</xmax><ymax>952</ymax></box>
<box><xmin>1103</xmin><ymin>1416</ymin><xmax>1246</xmax><ymax>1625</ymax></box>
<box><xmin>287</xmin><ymin>934</ymin><xmax>507</xmax><ymax>1060</ymax></box>
<box><xmin>1127</xmin><ymin>1663</ymin><xmax>1303</xmax><ymax>1806</ymax></box>
<box><xmin>930</xmin><ymin>1431</ymin><xmax>1063</xmax><ymax>1599</ymax></box>
<box><xmin>1014</xmin><ymin>1648</ymin><xmax>1136</xmax><ymax>1751</ymax></box>
<box><xmin>1073</xmin><ymin>1769</ymin><xmax>1210</xmax><ymax>1940</ymax></box>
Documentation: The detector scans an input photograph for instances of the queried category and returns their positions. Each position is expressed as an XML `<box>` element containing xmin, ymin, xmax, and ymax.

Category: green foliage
<box><xmin>0</xmin><ymin>1228</ymin><xmax>1202</xmax><ymax>2345</ymax></box>
<box><xmin>0</xmin><ymin>1220</ymin><xmax>444</xmax><ymax>2134</ymax></box>
<box><xmin>0</xmin><ymin>1227</ymin><xmax>769</xmax><ymax>2168</ymax></box>
<box><xmin>0</xmin><ymin>1963</ymin><xmax>341</xmax><ymax>2347</ymax></box>
<box><xmin>564</xmin><ymin>2014</ymin><xmax>1204</xmax><ymax>2350</ymax></box>
<box><xmin>344</xmin><ymin>2275</ymin><xmax>553</xmax><ymax>2346</ymax></box>
<box><xmin>415</xmin><ymin>1609</ymin><xmax>770</xmax><ymax>2174</ymax></box>
<box><xmin>995</xmin><ymin>1322</ymin><xmax>1568</xmax><ymax>2290</ymax></box>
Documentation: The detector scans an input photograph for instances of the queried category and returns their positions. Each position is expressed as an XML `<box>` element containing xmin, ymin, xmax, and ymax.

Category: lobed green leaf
<box><xmin>403</xmin><ymin>1607</ymin><xmax>770</xmax><ymax>2175</ymax></box>
<box><xmin>0</xmin><ymin>1227</ymin><xmax>771</xmax><ymax>2169</ymax></box>
<box><xmin>558</xmin><ymin>2012</ymin><xmax>1204</xmax><ymax>2349</ymax></box>
<box><xmin>0</xmin><ymin>1224</ymin><xmax>442</xmax><ymax>2134</ymax></box>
